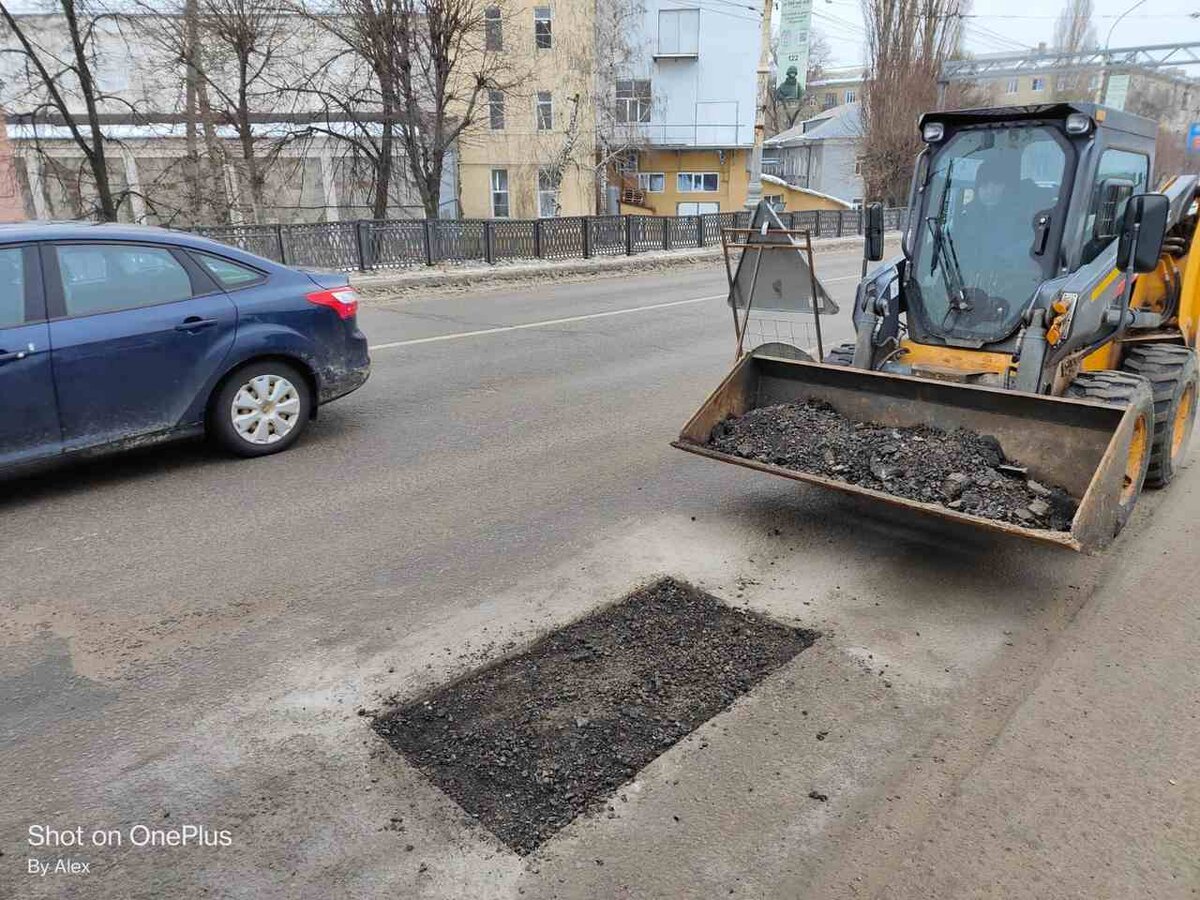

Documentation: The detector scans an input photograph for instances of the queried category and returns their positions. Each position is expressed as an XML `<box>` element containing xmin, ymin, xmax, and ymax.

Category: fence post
<box><xmin>625</xmin><ymin>215</ymin><xmax>633</xmax><ymax>255</ymax></box>
<box><xmin>836</xmin><ymin>210</ymin><xmax>844</xmax><ymax>237</ymax></box>
<box><xmin>696</xmin><ymin>215</ymin><xmax>704</xmax><ymax>248</ymax></box>
<box><xmin>815</xmin><ymin>209</ymin><xmax>823</xmax><ymax>238</ymax></box>
<box><xmin>423</xmin><ymin>219</ymin><xmax>434</xmax><ymax>266</ymax></box>
<box><xmin>274</xmin><ymin>223</ymin><xmax>288</xmax><ymax>265</ymax></box>
<box><xmin>484</xmin><ymin>220</ymin><xmax>495</xmax><ymax>264</ymax></box>
<box><xmin>582</xmin><ymin>217</ymin><xmax>591</xmax><ymax>258</ymax></box>
<box><xmin>534</xmin><ymin>220</ymin><xmax>543</xmax><ymax>259</ymax></box>
<box><xmin>663</xmin><ymin>217</ymin><xmax>670</xmax><ymax>251</ymax></box>
<box><xmin>354</xmin><ymin>220</ymin><xmax>370</xmax><ymax>272</ymax></box>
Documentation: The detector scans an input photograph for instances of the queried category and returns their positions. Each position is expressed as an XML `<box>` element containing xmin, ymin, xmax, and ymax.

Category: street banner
<box><xmin>777</xmin><ymin>0</ymin><xmax>813</xmax><ymax>89</ymax></box>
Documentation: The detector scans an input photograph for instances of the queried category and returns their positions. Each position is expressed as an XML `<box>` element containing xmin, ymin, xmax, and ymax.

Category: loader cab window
<box><xmin>1081</xmin><ymin>149</ymin><xmax>1149</xmax><ymax>265</ymax></box>
<box><xmin>910</xmin><ymin>124</ymin><xmax>1069</xmax><ymax>344</ymax></box>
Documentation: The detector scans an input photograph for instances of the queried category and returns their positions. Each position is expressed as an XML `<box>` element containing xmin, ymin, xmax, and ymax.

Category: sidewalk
<box><xmin>351</xmin><ymin>233</ymin><xmax>887</xmax><ymax>295</ymax></box>
<box><xmin>836</xmin><ymin>461</ymin><xmax>1200</xmax><ymax>899</ymax></box>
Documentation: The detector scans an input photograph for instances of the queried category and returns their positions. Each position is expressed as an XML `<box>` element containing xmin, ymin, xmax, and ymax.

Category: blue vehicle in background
<box><xmin>0</xmin><ymin>222</ymin><xmax>370</xmax><ymax>475</ymax></box>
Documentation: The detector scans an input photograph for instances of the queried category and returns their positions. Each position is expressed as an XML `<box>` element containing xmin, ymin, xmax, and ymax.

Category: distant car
<box><xmin>0</xmin><ymin>222</ymin><xmax>369</xmax><ymax>475</ymax></box>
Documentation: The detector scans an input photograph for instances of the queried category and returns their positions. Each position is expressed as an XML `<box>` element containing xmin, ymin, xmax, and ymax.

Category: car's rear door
<box><xmin>45</xmin><ymin>241</ymin><xmax>238</xmax><ymax>452</ymax></box>
<box><xmin>0</xmin><ymin>243</ymin><xmax>61</xmax><ymax>468</ymax></box>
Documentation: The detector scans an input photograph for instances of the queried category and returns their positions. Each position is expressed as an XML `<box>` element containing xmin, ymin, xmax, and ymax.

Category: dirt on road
<box><xmin>708</xmin><ymin>400</ymin><xmax>1077</xmax><ymax>530</ymax></box>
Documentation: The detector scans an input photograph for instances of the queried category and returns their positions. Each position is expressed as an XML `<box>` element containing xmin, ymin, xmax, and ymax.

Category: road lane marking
<box><xmin>368</xmin><ymin>294</ymin><xmax>726</xmax><ymax>350</ymax></box>
<box><xmin>367</xmin><ymin>271</ymin><xmax>863</xmax><ymax>351</ymax></box>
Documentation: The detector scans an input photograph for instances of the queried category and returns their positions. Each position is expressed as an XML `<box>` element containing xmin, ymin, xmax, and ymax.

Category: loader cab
<box><xmin>902</xmin><ymin>103</ymin><xmax>1156</xmax><ymax>350</ymax></box>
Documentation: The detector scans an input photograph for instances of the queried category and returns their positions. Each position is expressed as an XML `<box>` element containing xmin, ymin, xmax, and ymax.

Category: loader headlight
<box><xmin>1065</xmin><ymin>113</ymin><xmax>1092</xmax><ymax>135</ymax></box>
<box><xmin>922</xmin><ymin>122</ymin><xmax>945</xmax><ymax>143</ymax></box>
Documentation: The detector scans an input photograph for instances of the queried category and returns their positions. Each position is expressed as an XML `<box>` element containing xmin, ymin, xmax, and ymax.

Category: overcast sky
<box><xmin>811</xmin><ymin>0</ymin><xmax>1200</xmax><ymax>68</ymax></box>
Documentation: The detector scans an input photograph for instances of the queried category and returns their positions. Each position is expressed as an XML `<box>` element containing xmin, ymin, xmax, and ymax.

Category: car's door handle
<box><xmin>175</xmin><ymin>316</ymin><xmax>219</xmax><ymax>332</ymax></box>
<box><xmin>0</xmin><ymin>348</ymin><xmax>29</xmax><ymax>364</ymax></box>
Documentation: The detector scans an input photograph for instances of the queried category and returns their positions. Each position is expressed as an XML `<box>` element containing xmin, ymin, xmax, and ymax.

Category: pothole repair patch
<box><xmin>373</xmin><ymin>576</ymin><xmax>817</xmax><ymax>854</ymax></box>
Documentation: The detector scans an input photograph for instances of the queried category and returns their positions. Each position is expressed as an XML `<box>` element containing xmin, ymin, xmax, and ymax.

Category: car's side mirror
<box><xmin>1117</xmin><ymin>192</ymin><xmax>1169</xmax><ymax>274</ymax></box>
<box><xmin>864</xmin><ymin>202</ymin><xmax>885</xmax><ymax>261</ymax></box>
<box><xmin>1093</xmin><ymin>178</ymin><xmax>1134</xmax><ymax>242</ymax></box>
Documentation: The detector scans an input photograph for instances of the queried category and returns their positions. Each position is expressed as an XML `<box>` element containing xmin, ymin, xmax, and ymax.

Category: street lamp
<box><xmin>1096</xmin><ymin>0</ymin><xmax>1149</xmax><ymax>104</ymax></box>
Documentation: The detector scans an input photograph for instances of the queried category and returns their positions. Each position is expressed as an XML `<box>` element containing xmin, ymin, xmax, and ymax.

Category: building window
<box><xmin>637</xmin><ymin>172</ymin><xmax>665</xmax><ymax>192</ymax></box>
<box><xmin>677</xmin><ymin>172</ymin><xmax>719</xmax><ymax>192</ymax></box>
<box><xmin>616</xmin><ymin>79</ymin><xmax>652</xmax><ymax>123</ymax></box>
<box><xmin>538</xmin><ymin>167</ymin><xmax>560</xmax><ymax>218</ymax></box>
<box><xmin>844</xmin><ymin>89</ymin><xmax>856</xmax><ymax>104</ymax></box>
<box><xmin>764</xmin><ymin>194</ymin><xmax>785</xmax><ymax>211</ymax></box>
<box><xmin>1006</xmin><ymin>77</ymin><xmax>1018</xmax><ymax>94</ymax></box>
<box><xmin>615</xmin><ymin>150</ymin><xmax>638</xmax><ymax>173</ymax></box>
<box><xmin>823</xmin><ymin>91</ymin><xmax>836</xmax><ymax>109</ymax></box>
<box><xmin>488</xmin><ymin>90</ymin><xmax>505</xmax><ymax>130</ymax></box>
<box><xmin>485</xmin><ymin>6</ymin><xmax>502</xmax><ymax>51</ymax></box>
<box><xmin>1088</xmin><ymin>74</ymin><xmax>1101</xmax><ymax>90</ymax></box>
<box><xmin>534</xmin><ymin>6</ymin><xmax>552</xmax><ymax>49</ymax></box>
<box><xmin>491</xmin><ymin>169</ymin><xmax>509</xmax><ymax>218</ymax></box>
<box><xmin>854</xmin><ymin>157</ymin><xmax>862</xmax><ymax>175</ymax></box>
<box><xmin>658</xmin><ymin>9</ymin><xmax>699</xmax><ymax>56</ymax></box>
<box><xmin>1031</xmin><ymin>77</ymin><xmax>1045</xmax><ymax>92</ymax></box>
<box><xmin>536</xmin><ymin>91</ymin><xmax>553</xmax><ymax>130</ymax></box>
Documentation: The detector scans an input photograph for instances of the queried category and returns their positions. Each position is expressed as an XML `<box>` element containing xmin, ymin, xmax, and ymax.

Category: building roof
<box><xmin>760</xmin><ymin>174</ymin><xmax>853</xmax><ymax>208</ymax></box>
<box><xmin>766</xmin><ymin>102</ymin><xmax>862</xmax><ymax>147</ymax></box>
<box><xmin>807</xmin><ymin>66</ymin><xmax>865</xmax><ymax>88</ymax></box>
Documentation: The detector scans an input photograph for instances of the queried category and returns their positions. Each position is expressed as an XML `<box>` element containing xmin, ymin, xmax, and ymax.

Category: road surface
<box><xmin>2</xmin><ymin>246</ymin><xmax>1196</xmax><ymax>899</ymax></box>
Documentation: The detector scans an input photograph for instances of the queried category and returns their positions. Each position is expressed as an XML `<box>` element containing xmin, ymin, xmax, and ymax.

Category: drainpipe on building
<box><xmin>744</xmin><ymin>0</ymin><xmax>775</xmax><ymax>210</ymax></box>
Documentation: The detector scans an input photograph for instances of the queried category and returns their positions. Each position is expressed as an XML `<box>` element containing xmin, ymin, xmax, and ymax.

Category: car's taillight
<box><xmin>306</xmin><ymin>287</ymin><xmax>360</xmax><ymax>320</ymax></box>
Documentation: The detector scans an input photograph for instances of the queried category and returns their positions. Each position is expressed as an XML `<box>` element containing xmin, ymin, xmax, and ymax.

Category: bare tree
<box><xmin>859</xmin><ymin>0</ymin><xmax>968</xmax><ymax>204</ymax></box>
<box><xmin>0</xmin><ymin>0</ymin><xmax>126</xmax><ymax>219</ymax></box>
<box><xmin>295</xmin><ymin>0</ymin><xmax>518</xmax><ymax>220</ymax></box>
<box><xmin>1053</xmin><ymin>0</ymin><xmax>1096</xmax><ymax>100</ymax></box>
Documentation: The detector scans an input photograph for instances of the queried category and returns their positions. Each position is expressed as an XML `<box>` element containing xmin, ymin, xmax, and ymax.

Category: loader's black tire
<box><xmin>1121</xmin><ymin>344</ymin><xmax>1198</xmax><ymax>488</ymax></box>
<box><xmin>823</xmin><ymin>341</ymin><xmax>856</xmax><ymax>366</ymax></box>
<box><xmin>1065</xmin><ymin>370</ymin><xmax>1154</xmax><ymax>535</ymax></box>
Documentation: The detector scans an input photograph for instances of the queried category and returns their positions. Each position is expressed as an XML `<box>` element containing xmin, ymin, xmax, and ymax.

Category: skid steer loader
<box><xmin>675</xmin><ymin>102</ymin><xmax>1199</xmax><ymax>551</ymax></box>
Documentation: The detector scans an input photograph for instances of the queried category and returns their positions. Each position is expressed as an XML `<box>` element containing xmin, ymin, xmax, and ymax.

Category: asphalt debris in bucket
<box><xmin>707</xmin><ymin>399</ymin><xmax>1077</xmax><ymax>530</ymax></box>
<box><xmin>374</xmin><ymin>577</ymin><xmax>817</xmax><ymax>854</ymax></box>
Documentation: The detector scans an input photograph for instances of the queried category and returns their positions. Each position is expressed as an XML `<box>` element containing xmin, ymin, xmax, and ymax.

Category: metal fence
<box><xmin>192</xmin><ymin>207</ymin><xmax>909</xmax><ymax>273</ymax></box>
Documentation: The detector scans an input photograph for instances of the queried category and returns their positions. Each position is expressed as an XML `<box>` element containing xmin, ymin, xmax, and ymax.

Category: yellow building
<box><xmin>614</xmin><ymin>148</ymin><xmax>848</xmax><ymax>215</ymax></box>
<box><xmin>456</xmin><ymin>0</ymin><xmax>597</xmax><ymax>218</ymax></box>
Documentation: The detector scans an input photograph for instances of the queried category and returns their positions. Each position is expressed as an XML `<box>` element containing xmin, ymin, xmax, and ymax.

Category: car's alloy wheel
<box><xmin>231</xmin><ymin>374</ymin><xmax>302</xmax><ymax>445</ymax></box>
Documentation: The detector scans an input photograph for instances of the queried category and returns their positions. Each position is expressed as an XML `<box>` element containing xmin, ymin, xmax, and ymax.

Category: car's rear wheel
<box><xmin>210</xmin><ymin>361</ymin><xmax>312</xmax><ymax>458</ymax></box>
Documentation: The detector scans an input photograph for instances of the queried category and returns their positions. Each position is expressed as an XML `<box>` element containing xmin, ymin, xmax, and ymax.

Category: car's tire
<box><xmin>1121</xmin><ymin>344</ymin><xmax>1198</xmax><ymax>488</ymax></box>
<box><xmin>209</xmin><ymin>360</ymin><xmax>312</xmax><ymax>458</ymax></box>
<box><xmin>1065</xmin><ymin>370</ymin><xmax>1154</xmax><ymax>534</ymax></box>
<box><xmin>823</xmin><ymin>341</ymin><xmax>856</xmax><ymax>366</ymax></box>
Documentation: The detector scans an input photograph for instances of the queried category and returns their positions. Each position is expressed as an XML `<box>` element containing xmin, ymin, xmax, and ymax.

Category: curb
<box><xmin>352</xmin><ymin>233</ymin><xmax>884</xmax><ymax>295</ymax></box>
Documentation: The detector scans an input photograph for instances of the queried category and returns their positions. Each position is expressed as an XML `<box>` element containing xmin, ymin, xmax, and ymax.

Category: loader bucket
<box><xmin>673</xmin><ymin>354</ymin><xmax>1145</xmax><ymax>552</ymax></box>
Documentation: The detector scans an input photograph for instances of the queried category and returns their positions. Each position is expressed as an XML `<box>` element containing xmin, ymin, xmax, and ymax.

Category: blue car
<box><xmin>0</xmin><ymin>222</ymin><xmax>370</xmax><ymax>474</ymax></box>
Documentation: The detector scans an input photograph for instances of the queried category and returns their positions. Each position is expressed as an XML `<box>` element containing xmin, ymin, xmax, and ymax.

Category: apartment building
<box><xmin>0</xmin><ymin>113</ymin><xmax>23</xmax><ymax>223</ymax></box>
<box><xmin>456</xmin><ymin>0</ymin><xmax>598</xmax><ymax>218</ymax></box>
<box><xmin>605</xmin><ymin>0</ymin><xmax>758</xmax><ymax>216</ymax></box>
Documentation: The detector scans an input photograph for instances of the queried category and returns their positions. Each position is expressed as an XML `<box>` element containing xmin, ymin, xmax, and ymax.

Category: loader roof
<box><xmin>919</xmin><ymin>102</ymin><xmax>1156</xmax><ymax>140</ymax></box>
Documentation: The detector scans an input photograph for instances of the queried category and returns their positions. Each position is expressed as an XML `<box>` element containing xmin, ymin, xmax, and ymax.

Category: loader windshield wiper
<box><xmin>926</xmin><ymin>216</ymin><xmax>970</xmax><ymax>316</ymax></box>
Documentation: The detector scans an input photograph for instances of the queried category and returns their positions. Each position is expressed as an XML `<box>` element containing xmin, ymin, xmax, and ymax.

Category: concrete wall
<box><xmin>0</xmin><ymin>113</ymin><xmax>24</xmax><ymax>223</ymax></box>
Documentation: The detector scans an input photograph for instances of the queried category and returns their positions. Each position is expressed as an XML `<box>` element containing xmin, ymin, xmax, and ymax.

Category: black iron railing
<box><xmin>192</xmin><ymin>208</ymin><xmax>908</xmax><ymax>273</ymax></box>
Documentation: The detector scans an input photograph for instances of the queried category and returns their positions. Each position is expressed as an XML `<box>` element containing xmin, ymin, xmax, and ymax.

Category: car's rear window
<box><xmin>196</xmin><ymin>254</ymin><xmax>264</xmax><ymax>289</ymax></box>
<box><xmin>0</xmin><ymin>247</ymin><xmax>25</xmax><ymax>328</ymax></box>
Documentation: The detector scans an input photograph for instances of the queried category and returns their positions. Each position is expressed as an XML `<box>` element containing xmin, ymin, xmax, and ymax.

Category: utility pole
<box><xmin>744</xmin><ymin>0</ymin><xmax>774</xmax><ymax>210</ymax></box>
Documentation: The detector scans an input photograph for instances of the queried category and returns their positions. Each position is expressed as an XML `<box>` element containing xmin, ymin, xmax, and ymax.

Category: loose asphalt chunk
<box><xmin>707</xmin><ymin>399</ymin><xmax>1078</xmax><ymax>531</ymax></box>
<box><xmin>373</xmin><ymin>577</ymin><xmax>817</xmax><ymax>854</ymax></box>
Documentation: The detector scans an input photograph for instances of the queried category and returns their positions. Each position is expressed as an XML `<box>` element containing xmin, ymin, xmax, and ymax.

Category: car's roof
<box><xmin>0</xmin><ymin>221</ymin><xmax>194</xmax><ymax>243</ymax></box>
<box><xmin>0</xmin><ymin>220</ymin><xmax>284</xmax><ymax>268</ymax></box>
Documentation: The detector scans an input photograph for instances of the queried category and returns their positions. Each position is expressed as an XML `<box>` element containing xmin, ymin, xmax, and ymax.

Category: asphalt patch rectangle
<box><xmin>374</xmin><ymin>576</ymin><xmax>816</xmax><ymax>854</ymax></box>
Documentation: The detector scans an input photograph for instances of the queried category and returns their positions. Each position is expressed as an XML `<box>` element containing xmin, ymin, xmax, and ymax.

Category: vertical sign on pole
<box><xmin>776</xmin><ymin>0</ymin><xmax>813</xmax><ymax>91</ymax></box>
